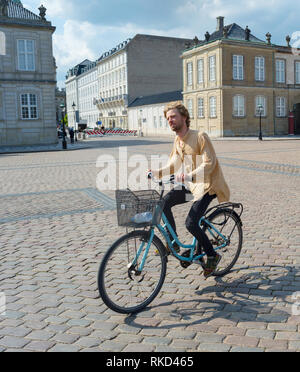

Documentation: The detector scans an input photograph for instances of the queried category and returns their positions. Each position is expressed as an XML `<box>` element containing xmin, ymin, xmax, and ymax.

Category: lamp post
<box><xmin>72</xmin><ymin>102</ymin><xmax>77</xmax><ymax>141</ymax></box>
<box><xmin>257</xmin><ymin>104</ymin><xmax>263</xmax><ymax>141</ymax></box>
<box><xmin>60</xmin><ymin>103</ymin><xmax>67</xmax><ymax>149</ymax></box>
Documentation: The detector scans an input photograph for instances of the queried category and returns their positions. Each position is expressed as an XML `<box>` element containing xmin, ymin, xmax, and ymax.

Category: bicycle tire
<box><xmin>98</xmin><ymin>230</ymin><xmax>167</xmax><ymax>314</ymax></box>
<box><xmin>203</xmin><ymin>208</ymin><xmax>243</xmax><ymax>276</ymax></box>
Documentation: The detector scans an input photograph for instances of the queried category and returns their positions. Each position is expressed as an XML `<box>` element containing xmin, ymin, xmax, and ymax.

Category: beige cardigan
<box><xmin>152</xmin><ymin>130</ymin><xmax>230</xmax><ymax>203</ymax></box>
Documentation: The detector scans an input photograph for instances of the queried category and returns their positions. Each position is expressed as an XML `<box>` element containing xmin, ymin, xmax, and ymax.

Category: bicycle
<box><xmin>98</xmin><ymin>174</ymin><xmax>244</xmax><ymax>314</ymax></box>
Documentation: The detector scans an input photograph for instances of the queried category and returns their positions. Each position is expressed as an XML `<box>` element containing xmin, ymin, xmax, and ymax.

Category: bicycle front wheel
<box><xmin>203</xmin><ymin>208</ymin><xmax>243</xmax><ymax>276</ymax></box>
<box><xmin>98</xmin><ymin>230</ymin><xmax>167</xmax><ymax>314</ymax></box>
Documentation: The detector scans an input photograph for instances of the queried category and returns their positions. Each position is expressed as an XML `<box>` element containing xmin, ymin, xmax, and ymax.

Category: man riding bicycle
<box><xmin>149</xmin><ymin>102</ymin><xmax>230</xmax><ymax>279</ymax></box>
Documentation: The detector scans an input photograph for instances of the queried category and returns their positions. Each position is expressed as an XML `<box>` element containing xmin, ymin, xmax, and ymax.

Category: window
<box><xmin>21</xmin><ymin>94</ymin><xmax>38</xmax><ymax>119</ymax></box>
<box><xmin>296</xmin><ymin>62</ymin><xmax>300</xmax><ymax>84</ymax></box>
<box><xmin>153</xmin><ymin>116</ymin><xmax>157</xmax><ymax>128</ymax></box>
<box><xmin>17</xmin><ymin>40</ymin><xmax>35</xmax><ymax>71</ymax></box>
<box><xmin>187</xmin><ymin>62</ymin><xmax>193</xmax><ymax>86</ymax></box>
<box><xmin>255</xmin><ymin>96</ymin><xmax>267</xmax><ymax>116</ymax></box>
<box><xmin>187</xmin><ymin>99</ymin><xmax>193</xmax><ymax>118</ymax></box>
<box><xmin>276</xmin><ymin>97</ymin><xmax>286</xmax><ymax>117</ymax></box>
<box><xmin>233</xmin><ymin>95</ymin><xmax>245</xmax><ymax>117</ymax></box>
<box><xmin>255</xmin><ymin>56</ymin><xmax>265</xmax><ymax>81</ymax></box>
<box><xmin>276</xmin><ymin>59</ymin><xmax>286</xmax><ymax>83</ymax></box>
<box><xmin>197</xmin><ymin>59</ymin><xmax>204</xmax><ymax>84</ymax></box>
<box><xmin>197</xmin><ymin>98</ymin><xmax>204</xmax><ymax>118</ymax></box>
<box><xmin>233</xmin><ymin>55</ymin><xmax>244</xmax><ymax>80</ymax></box>
<box><xmin>209</xmin><ymin>96</ymin><xmax>217</xmax><ymax>118</ymax></box>
<box><xmin>209</xmin><ymin>55</ymin><xmax>216</xmax><ymax>81</ymax></box>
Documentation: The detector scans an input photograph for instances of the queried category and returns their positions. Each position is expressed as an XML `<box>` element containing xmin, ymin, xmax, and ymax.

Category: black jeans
<box><xmin>163</xmin><ymin>187</ymin><xmax>217</xmax><ymax>257</ymax></box>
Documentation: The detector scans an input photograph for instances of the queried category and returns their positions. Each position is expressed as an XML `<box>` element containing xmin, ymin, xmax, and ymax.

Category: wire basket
<box><xmin>115</xmin><ymin>189</ymin><xmax>164</xmax><ymax>228</ymax></box>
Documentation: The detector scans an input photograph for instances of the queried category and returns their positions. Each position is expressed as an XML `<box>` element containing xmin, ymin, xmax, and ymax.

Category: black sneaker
<box><xmin>203</xmin><ymin>253</ymin><xmax>221</xmax><ymax>279</ymax></box>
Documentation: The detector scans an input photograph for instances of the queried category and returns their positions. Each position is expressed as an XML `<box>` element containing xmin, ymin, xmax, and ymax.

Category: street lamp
<box><xmin>60</xmin><ymin>103</ymin><xmax>67</xmax><ymax>149</ymax></box>
<box><xmin>72</xmin><ymin>102</ymin><xmax>77</xmax><ymax>142</ymax></box>
<box><xmin>257</xmin><ymin>104</ymin><xmax>263</xmax><ymax>141</ymax></box>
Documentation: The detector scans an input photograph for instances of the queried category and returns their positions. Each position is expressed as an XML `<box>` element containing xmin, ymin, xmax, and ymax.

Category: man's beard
<box><xmin>171</xmin><ymin>120</ymin><xmax>185</xmax><ymax>133</ymax></box>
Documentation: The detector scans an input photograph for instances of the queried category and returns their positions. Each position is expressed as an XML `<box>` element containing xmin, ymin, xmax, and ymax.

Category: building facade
<box><xmin>65</xmin><ymin>59</ymin><xmax>98</xmax><ymax>129</ymax></box>
<box><xmin>0</xmin><ymin>1</ymin><xmax>57</xmax><ymax>146</ymax></box>
<box><xmin>66</xmin><ymin>34</ymin><xmax>192</xmax><ymax>130</ymax></box>
<box><xmin>128</xmin><ymin>90</ymin><xmax>182</xmax><ymax>136</ymax></box>
<box><xmin>182</xmin><ymin>17</ymin><xmax>300</xmax><ymax>136</ymax></box>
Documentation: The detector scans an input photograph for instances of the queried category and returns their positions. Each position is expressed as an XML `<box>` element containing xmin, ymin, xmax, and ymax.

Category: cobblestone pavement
<box><xmin>0</xmin><ymin>136</ymin><xmax>299</xmax><ymax>352</ymax></box>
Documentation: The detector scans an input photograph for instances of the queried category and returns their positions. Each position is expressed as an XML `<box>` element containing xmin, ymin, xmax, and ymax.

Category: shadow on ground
<box><xmin>124</xmin><ymin>264</ymin><xmax>300</xmax><ymax>329</ymax></box>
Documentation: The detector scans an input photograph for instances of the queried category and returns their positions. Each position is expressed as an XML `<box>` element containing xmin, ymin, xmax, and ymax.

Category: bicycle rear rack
<box><xmin>204</xmin><ymin>202</ymin><xmax>244</xmax><ymax>220</ymax></box>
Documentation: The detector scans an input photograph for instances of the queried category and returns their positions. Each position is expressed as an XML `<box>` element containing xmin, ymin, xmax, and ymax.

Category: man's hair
<box><xmin>164</xmin><ymin>102</ymin><xmax>191</xmax><ymax>128</ymax></box>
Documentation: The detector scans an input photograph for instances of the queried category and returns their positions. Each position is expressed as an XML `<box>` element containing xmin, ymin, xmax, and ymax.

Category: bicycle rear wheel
<box><xmin>203</xmin><ymin>208</ymin><xmax>243</xmax><ymax>276</ymax></box>
<box><xmin>98</xmin><ymin>230</ymin><xmax>167</xmax><ymax>314</ymax></box>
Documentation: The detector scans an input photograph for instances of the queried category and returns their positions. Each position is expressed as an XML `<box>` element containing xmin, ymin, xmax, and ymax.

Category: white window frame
<box><xmin>17</xmin><ymin>39</ymin><xmax>35</xmax><ymax>71</ymax></box>
<box><xmin>255</xmin><ymin>56</ymin><xmax>265</xmax><ymax>81</ymax></box>
<box><xmin>209</xmin><ymin>55</ymin><xmax>216</xmax><ymax>82</ymax></box>
<box><xmin>209</xmin><ymin>96</ymin><xmax>217</xmax><ymax>118</ymax></box>
<box><xmin>276</xmin><ymin>97</ymin><xmax>286</xmax><ymax>117</ymax></box>
<box><xmin>187</xmin><ymin>62</ymin><xmax>193</xmax><ymax>86</ymax></box>
<box><xmin>276</xmin><ymin>59</ymin><xmax>286</xmax><ymax>83</ymax></box>
<box><xmin>20</xmin><ymin>93</ymin><xmax>38</xmax><ymax>120</ymax></box>
<box><xmin>197</xmin><ymin>97</ymin><xmax>205</xmax><ymax>118</ymax></box>
<box><xmin>255</xmin><ymin>96</ymin><xmax>267</xmax><ymax>117</ymax></box>
<box><xmin>233</xmin><ymin>55</ymin><xmax>244</xmax><ymax>80</ymax></box>
<box><xmin>295</xmin><ymin>61</ymin><xmax>300</xmax><ymax>84</ymax></box>
<box><xmin>197</xmin><ymin>59</ymin><xmax>204</xmax><ymax>84</ymax></box>
<box><xmin>187</xmin><ymin>98</ymin><xmax>193</xmax><ymax>118</ymax></box>
<box><xmin>233</xmin><ymin>95</ymin><xmax>245</xmax><ymax>117</ymax></box>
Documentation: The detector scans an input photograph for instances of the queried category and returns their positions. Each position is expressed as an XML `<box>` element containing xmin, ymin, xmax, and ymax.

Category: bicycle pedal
<box><xmin>180</xmin><ymin>250</ymin><xmax>192</xmax><ymax>269</ymax></box>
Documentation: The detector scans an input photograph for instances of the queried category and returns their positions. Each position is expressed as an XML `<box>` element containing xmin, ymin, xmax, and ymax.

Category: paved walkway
<box><xmin>0</xmin><ymin>134</ymin><xmax>299</xmax><ymax>154</ymax></box>
<box><xmin>0</xmin><ymin>136</ymin><xmax>299</xmax><ymax>352</ymax></box>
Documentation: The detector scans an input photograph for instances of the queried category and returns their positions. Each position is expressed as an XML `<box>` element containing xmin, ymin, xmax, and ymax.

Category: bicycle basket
<box><xmin>115</xmin><ymin>189</ymin><xmax>164</xmax><ymax>227</ymax></box>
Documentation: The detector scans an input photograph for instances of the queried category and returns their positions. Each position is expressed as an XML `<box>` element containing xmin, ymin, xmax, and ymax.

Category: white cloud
<box><xmin>23</xmin><ymin>0</ymin><xmax>75</xmax><ymax>18</ymax></box>
<box><xmin>54</xmin><ymin>19</ymin><xmax>191</xmax><ymax>77</ymax></box>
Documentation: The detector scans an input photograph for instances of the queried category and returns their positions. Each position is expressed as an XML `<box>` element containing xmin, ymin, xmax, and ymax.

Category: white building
<box><xmin>0</xmin><ymin>1</ymin><xmax>57</xmax><ymax>146</ymax></box>
<box><xmin>65</xmin><ymin>59</ymin><xmax>99</xmax><ymax>129</ymax></box>
<box><xmin>128</xmin><ymin>90</ymin><xmax>182</xmax><ymax>136</ymax></box>
<box><xmin>96</xmin><ymin>42</ymin><xmax>129</xmax><ymax>129</ymax></box>
<box><xmin>66</xmin><ymin>34</ymin><xmax>192</xmax><ymax>131</ymax></box>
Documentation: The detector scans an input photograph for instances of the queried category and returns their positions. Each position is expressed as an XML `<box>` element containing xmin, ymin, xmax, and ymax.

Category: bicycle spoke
<box><xmin>204</xmin><ymin>209</ymin><xmax>243</xmax><ymax>276</ymax></box>
<box><xmin>98</xmin><ymin>231</ymin><xmax>166</xmax><ymax>313</ymax></box>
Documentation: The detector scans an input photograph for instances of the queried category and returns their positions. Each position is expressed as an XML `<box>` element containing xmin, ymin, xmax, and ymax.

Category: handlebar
<box><xmin>147</xmin><ymin>172</ymin><xmax>185</xmax><ymax>188</ymax></box>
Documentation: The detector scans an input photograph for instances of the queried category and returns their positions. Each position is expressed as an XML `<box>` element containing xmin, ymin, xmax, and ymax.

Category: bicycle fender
<box><xmin>207</xmin><ymin>208</ymin><xmax>243</xmax><ymax>227</ymax></box>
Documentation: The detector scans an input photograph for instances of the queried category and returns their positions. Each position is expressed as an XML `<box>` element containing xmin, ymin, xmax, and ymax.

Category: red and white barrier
<box><xmin>85</xmin><ymin>129</ymin><xmax>137</xmax><ymax>137</ymax></box>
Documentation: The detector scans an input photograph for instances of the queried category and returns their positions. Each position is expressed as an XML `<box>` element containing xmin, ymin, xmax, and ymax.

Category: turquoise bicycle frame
<box><xmin>133</xmin><ymin>210</ymin><xmax>228</xmax><ymax>273</ymax></box>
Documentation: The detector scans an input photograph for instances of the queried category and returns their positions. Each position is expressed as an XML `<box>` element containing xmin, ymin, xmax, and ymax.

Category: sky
<box><xmin>23</xmin><ymin>0</ymin><xmax>300</xmax><ymax>88</ymax></box>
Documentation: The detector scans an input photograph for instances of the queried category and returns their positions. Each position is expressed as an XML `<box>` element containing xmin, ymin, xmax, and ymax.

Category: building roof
<box><xmin>66</xmin><ymin>60</ymin><xmax>96</xmax><ymax>79</ymax></box>
<box><xmin>129</xmin><ymin>90</ymin><xmax>182</xmax><ymax>108</ymax></box>
<box><xmin>6</xmin><ymin>0</ymin><xmax>42</xmax><ymax>21</ymax></box>
<box><xmin>184</xmin><ymin>18</ymin><xmax>266</xmax><ymax>52</ymax></box>
<box><xmin>208</xmin><ymin>23</ymin><xmax>264</xmax><ymax>43</ymax></box>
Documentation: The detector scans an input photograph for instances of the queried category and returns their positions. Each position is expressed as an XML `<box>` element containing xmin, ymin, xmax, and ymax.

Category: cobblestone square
<box><xmin>0</xmin><ymin>136</ymin><xmax>299</xmax><ymax>352</ymax></box>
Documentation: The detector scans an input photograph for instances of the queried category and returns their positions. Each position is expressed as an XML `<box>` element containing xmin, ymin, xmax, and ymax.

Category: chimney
<box><xmin>217</xmin><ymin>16</ymin><xmax>224</xmax><ymax>32</ymax></box>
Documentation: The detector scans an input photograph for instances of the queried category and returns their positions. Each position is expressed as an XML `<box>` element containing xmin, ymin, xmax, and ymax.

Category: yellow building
<box><xmin>182</xmin><ymin>17</ymin><xmax>300</xmax><ymax>136</ymax></box>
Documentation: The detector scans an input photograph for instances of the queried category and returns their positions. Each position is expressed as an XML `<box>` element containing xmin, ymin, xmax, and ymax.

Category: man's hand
<box><xmin>175</xmin><ymin>173</ymin><xmax>191</xmax><ymax>183</ymax></box>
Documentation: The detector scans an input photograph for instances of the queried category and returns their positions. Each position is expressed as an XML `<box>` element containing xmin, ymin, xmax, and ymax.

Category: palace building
<box><xmin>0</xmin><ymin>0</ymin><xmax>57</xmax><ymax>147</ymax></box>
<box><xmin>66</xmin><ymin>34</ymin><xmax>192</xmax><ymax>130</ymax></box>
<box><xmin>182</xmin><ymin>17</ymin><xmax>300</xmax><ymax>136</ymax></box>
